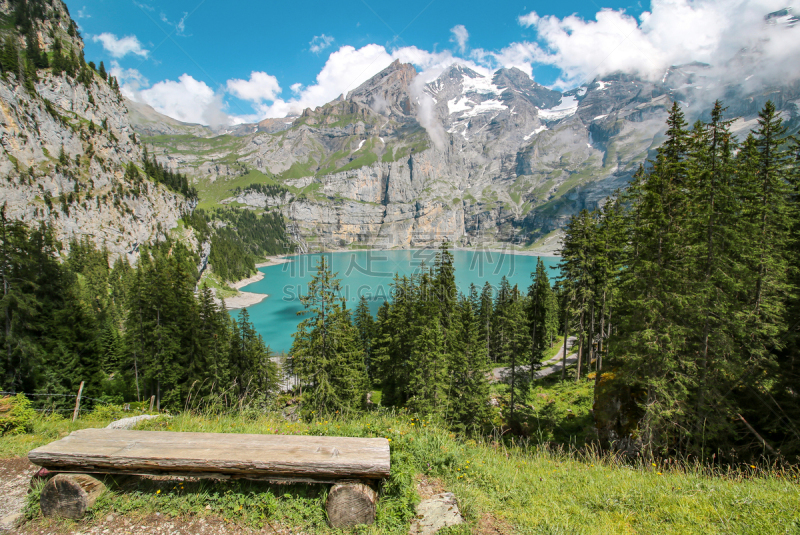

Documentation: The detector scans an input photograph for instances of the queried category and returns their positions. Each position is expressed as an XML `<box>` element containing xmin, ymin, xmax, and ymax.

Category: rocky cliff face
<box><xmin>138</xmin><ymin>49</ymin><xmax>800</xmax><ymax>255</ymax></box>
<box><xmin>0</xmin><ymin>0</ymin><xmax>187</xmax><ymax>261</ymax></box>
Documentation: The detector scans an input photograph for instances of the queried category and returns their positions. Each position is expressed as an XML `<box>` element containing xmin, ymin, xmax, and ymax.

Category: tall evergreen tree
<box><xmin>291</xmin><ymin>256</ymin><xmax>367</xmax><ymax>413</ymax></box>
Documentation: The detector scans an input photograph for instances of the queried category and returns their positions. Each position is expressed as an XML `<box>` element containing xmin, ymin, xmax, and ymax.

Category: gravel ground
<box><xmin>0</xmin><ymin>458</ymin><xmax>38</xmax><ymax>532</ymax></box>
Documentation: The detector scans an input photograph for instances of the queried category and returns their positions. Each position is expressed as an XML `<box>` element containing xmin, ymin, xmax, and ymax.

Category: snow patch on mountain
<box><xmin>523</xmin><ymin>125</ymin><xmax>547</xmax><ymax>141</ymax></box>
<box><xmin>460</xmin><ymin>99</ymin><xmax>507</xmax><ymax>118</ymax></box>
<box><xmin>538</xmin><ymin>96</ymin><xmax>579</xmax><ymax>121</ymax></box>
<box><xmin>462</xmin><ymin>74</ymin><xmax>504</xmax><ymax>96</ymax></box>
<box><xmin>448</xmin><ymin>97</ymin><xmax>473</xmax><ymax>115</ymax></box>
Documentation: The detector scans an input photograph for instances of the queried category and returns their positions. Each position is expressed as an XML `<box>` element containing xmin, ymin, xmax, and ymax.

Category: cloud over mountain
<box><xmin>91</xmin><ymin>33</ymin><xmax>149</xmax><ymax>58</ymax></box>
<box><xmin>517</xmin><ymin>0</ymin><xmax>800</xmax><ymax>87</ymax></box>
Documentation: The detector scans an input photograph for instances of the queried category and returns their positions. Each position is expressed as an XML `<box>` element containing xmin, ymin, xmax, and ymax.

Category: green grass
<box><xmin>194</xmin><ymin>170</ymin><xmax>280</xmax><ymax>210</ymax></box>
<box><xmin>6</xmin><ymin>384</ymin><xmax>799</xmax><ymax>534</ymax></box>
<box><xmin>277</xmin><ymin>158</ymin><xmax>318</xmax><ymax>181</ymax></box>
<box><xmin>333</xmin><ymin>151</ymin><xmax>379</xmax><ymax>174</ymax></box>
<box><xmin>199</xmin><ymin>271</ymin><xmax>239</xmax><ymax>298</ymax></box>
<box><xmin>143</xmin><ymin>134</ymin><xmax>243</xmax><ymax>156</ymax></box>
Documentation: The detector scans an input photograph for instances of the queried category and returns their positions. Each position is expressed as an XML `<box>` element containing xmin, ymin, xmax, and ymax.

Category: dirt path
<box><xmin>491</xmin><ymin>336</ymin><xmax>577</xmax><ymax>383</ymax></box>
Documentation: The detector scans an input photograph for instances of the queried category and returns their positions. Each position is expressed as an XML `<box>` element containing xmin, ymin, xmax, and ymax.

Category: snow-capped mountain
<box><xmin>135</xmin><ymin>58</ymin><xmax>800</xmax><ymax>253</ymax></box>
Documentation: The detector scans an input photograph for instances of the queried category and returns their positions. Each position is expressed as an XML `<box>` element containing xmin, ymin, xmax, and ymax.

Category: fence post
<box><xmin>72</xmin><ymin>382</ymin><xmax>84</xmax><ymax>422</ymax></box>
<box><xmin>149</xmin><ymin>395</ymin><xmax>155</xmax><ymax>412</ymax></box>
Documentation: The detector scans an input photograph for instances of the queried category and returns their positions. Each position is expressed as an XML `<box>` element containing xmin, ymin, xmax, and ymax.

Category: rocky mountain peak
<box><xmin>492</xmin><ymin>67</ymin><xmax>562</xmax><ymax>110</ymax></box>
<box><xmin>346</xmin><ymin>60</ymin><xmax>417</xmax><ymax>120</ymax></box>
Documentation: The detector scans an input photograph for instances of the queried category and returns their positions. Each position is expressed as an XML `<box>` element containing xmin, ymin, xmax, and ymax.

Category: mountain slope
<box><xmin>134</xmin><ymin>44</ymin><xmax>800</xmax><ymax>254</ymax></box>
<box><xmin>0</xmin><ymin>0</ymin><xmax>189</xmax><ymax>261</ymax></box>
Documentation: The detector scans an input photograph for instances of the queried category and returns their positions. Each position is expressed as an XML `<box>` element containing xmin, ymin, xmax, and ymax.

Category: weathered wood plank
<box><xmin>28</xmin><ymin>429</ymin><xmax>390</xmax><ymax>481</ymax></box>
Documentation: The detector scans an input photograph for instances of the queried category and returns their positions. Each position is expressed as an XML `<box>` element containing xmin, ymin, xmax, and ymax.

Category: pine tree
<box><xmin>558</xmin><ymin>210</ymin><xmax>595</xmax><ymax>381</ymax></box>
<box><xmin>478</xmin><ymin>281</ymin><xmax>493</xmax><ymax>356</ymax></box>
<box><xmin>353</xmin><ymin>295</ymin><xmax>375</xmax><ymax>379</ymax></box>
<box><xmin>1</xmin><ymin>37</ymin><xmax>19</xmax><ymax>76</ymax></box>
<box><xmin>527</xmin><ymin>257</ymin><xmax>555</xmax><ymax>381</ymax></box>
<box><xmin>291</xmin><ymin>256</ymin><xmax>366</xmax><ymax>413</ymax></box>
<box><xmin>446</xmin><ymin>286</ymin><xmax>491</xmax><ymax>431</ymax></box>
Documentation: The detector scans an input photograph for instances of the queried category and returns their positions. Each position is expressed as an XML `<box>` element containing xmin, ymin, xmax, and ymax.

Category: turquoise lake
<box><xmin>239</xmin><ymin>250</ymin><xmax>560</xmax><ymax>354</ymax></box>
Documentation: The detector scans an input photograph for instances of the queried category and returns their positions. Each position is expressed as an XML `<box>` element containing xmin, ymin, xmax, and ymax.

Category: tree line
<box><xmin>2</xmin><ymin>0</ymin><xmax>123</xmax><ymax>98</ymax></box>
<box><xmin>0</xmin><ymin>211</ymin><xmax>278</xmax><ymax>411</ymax></box>
<box><xmin>288</xmin><ymin>243</ymin><xmax>561</xmax><ymax>432</ymax></box>
<box><xmin>558</xmin><ymin>100</ymin><xmax>800</xmax><ymax>461</ymax></box>
<box><xmin>184</xmin><ymin>206</ymin><xmax>294</xmax><ymax>283</ymax></box>
<box><xmin>142</xmin><ymin>148</ymin><xmax>197</xmax><ymax>200</ymax></box>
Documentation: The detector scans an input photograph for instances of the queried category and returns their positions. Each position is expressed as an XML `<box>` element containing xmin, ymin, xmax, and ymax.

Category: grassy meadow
<box><xmin>3</xmin><ymin>379</ymin><xmax>799</xmax><ymax>534</ymax></box>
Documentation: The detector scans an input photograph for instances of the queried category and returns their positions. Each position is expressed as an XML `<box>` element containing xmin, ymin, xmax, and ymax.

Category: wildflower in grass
<box><xmin>652</xmin><ymin>463</ymin><xmax>657</xmax><ymax>467</ymax></box>
<box><xmin>157</xmin><ymin>490</ymin><xmax>161</xmax><ymax>494</ymax></box>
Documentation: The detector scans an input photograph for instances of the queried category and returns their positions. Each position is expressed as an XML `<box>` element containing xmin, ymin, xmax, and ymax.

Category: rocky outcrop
<box><xmin>409</xmin><ymin>493</ymin><xmax>464</xmax><ymax>535</ymax></box>
<box><xmin>0</xmin><ymin>2</ymin><xmax>189</xmax><ymax>263</ymax></box>
<box><xmin>594</xmin><ymin>371</ymin><xmax>645</xmax><ymax>456</ymax></box>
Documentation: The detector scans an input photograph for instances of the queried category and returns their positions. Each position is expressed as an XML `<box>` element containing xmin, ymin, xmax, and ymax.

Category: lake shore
<box><xmin>225</xmin><ymin>259</ymin><xmax>288</xmax><ymax>310</ymax></box>
<box><xmin>261</xmin><ymin>246</ymin><xmax>561</xmax><ymax>258</ymax></box>
<box><xmin>255</xmin><ymin>256</ymin><xmax>293</xmax><ymax>268</ymax></box>
<box><xmin>224</xmin><ymin>291</ymin><xmax>268</xmax><ymax>310</ymax></box>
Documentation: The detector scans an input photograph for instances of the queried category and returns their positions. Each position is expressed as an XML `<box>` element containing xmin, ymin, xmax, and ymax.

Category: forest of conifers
<box><xmin>1</xmin><ymin>99</ymin><xmax>798</xmax><ymax>463</ymax></box>
<box><xmin>286</xmin><ymin>100</ymin><xmax>800</xmax><ymax>462</ymax></box>
<box><xmin>0</xmin><ymin>219</ymin><xmax>280</xmax><ymax>412</ymax></box>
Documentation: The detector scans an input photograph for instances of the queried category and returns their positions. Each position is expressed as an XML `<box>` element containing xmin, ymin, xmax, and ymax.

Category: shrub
<box><xmin>0</xmin><ymin>394</ymin><xmax>37</xmax><ymax>435</ymax></box>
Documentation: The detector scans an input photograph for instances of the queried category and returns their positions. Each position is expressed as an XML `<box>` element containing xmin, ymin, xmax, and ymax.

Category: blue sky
<box><xmin>68</xmin><ymin>0</ymin><xmax>798</xmax><ymax>125</ymax></box>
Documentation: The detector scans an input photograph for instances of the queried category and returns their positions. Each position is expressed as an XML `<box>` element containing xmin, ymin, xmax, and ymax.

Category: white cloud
<box><xmin>518</xmin><ymin>0</ymin><xmax>800</xmax><ymax>87</ymax></box>
<box><xmin>160</xmin><ymin>11</ymin><xmax>190</xmax><ymax>36</ymax></box>
<box><xmin>133</xmin><ymin>1</ymin><xmax>155</xmax><ymax>12</ymax></box>
<box><xmin>237</xmin><ymin>44</ymin><xmax>481</xmax><ymax>123</ymax></box>
<box><xmin>77</xmin><ymin>6</ymin><xmax>90</xmax><ymax>18</ymax></box>
<box><xmin>252</xmin><ymin>44</ymin><xmax>395</xmax><ymax>118</ymax></box>
<box><xmin>450</xmin><ymin>25</ymin><xmax>469</xmax><ymax>53</ymax></box>
<box><xmin>91</xmin><ymin>33</ymin><xmax>149</xmax><ymax>59</ymax></box>
<box><xmin>133</xmin><ymin>1</ymin><xmax>800</xmax><ymax>130</ymax></box>
<box><xmin>137</xmin><ymin>74</ymin><xmax>227</xmax><ymax>126</ymax></box>
<box><xmin>227</xmin><ymin>71</ymin><xmax>282</xmax><ymax>102</ymax></box>
<box><xmin>309</xmin><ymin>34</ymin><xmax>335</xmax><ymax>53</ymax></box>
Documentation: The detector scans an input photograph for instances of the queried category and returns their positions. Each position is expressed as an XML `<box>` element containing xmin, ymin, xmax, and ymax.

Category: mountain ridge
<box><xmin>135</xmin><ymin>55</ymin><xmax>799</xmax><ymax>254</ymax></box>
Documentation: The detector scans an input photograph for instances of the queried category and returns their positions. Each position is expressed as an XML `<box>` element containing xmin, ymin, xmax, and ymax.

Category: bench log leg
<box><xmin>40</xmin><ymin>474</ymin><xmax>106</xmax><ymax>519</ymax></box>
<box><xmin>326</xmin><ymin>481</ymin><xmax>378</xmax><ymax>529</ymax></box>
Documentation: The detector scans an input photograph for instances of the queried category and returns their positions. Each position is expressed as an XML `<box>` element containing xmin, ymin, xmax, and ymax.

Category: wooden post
<box><xmin>149</xmin><ymin>395</ymin><xmax>155</xmax><ymax>412</ymax></box>
<box><xmin>326</xmin><ymin>482</ymin><xmax>378</xmax><ymax>528</ymax></box>
<box><xmin>40</xmin><ymin>474</ymin><xmax>106</xmax><ymax>519</ymax></box>
<box><xmin>72</xmin><ymin>381</ymin><xmax>84</xmax><ymax>422</ymax></box>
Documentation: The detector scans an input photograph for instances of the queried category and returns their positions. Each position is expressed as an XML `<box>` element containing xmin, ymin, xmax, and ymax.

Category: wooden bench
<box><xmin>28</xmin><ymin>429</ymin><xmax>390</xmax><ymax>528</ymax></box>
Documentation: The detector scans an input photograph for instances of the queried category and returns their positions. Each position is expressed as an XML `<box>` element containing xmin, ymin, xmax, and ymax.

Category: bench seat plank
<box><xmin>28</xmin><ymin>429</ymin><xmax>390</xmax><ymax>481</ymax></box>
